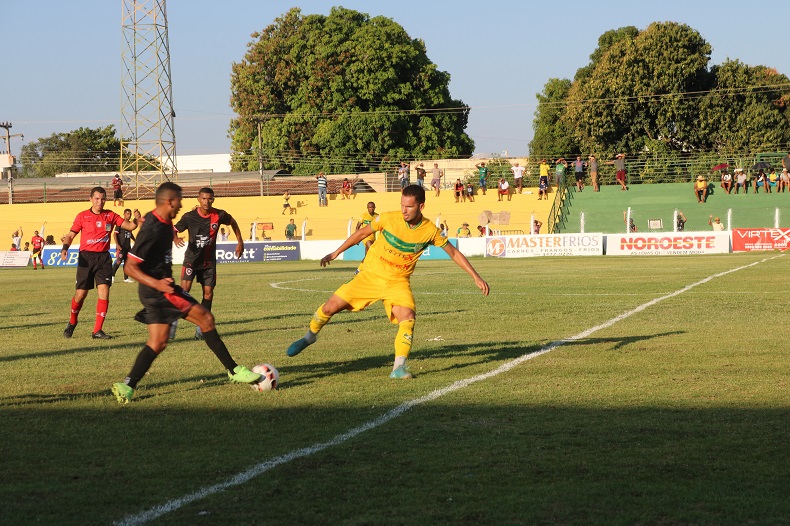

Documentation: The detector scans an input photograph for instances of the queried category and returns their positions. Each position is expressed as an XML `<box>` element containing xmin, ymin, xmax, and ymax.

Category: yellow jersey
<box><xmin>359</xmin><ymin>211</ymin><xmax>379</xmax><ymax>227</ymax></box>
<box><xmin>360</xmin><ymin>211</ymin><xmax>448</xmax><ymax>279</ymax></box>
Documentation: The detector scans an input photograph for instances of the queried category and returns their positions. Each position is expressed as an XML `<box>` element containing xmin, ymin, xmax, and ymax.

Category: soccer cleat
<box><xmin>63</xmin><ymin>323</ymin><xmax>76</xmax><ymax>338</ymax></box>
<box><xmin>286</xmin><ymin>337</ymin><xmax>314</xmax><ymax>357</ymax></box>
<box><xmin>124</xmin><ymin>278</ymin><xmax>133</xmax><ymax>283</ymax></box>
<box><xmin>228</xmin><ymin>365</ymin><xmax>261</xmax><ymax>384</ymax></box>
<box><xmin>389</xmin><ymin>365</ymin><xmax>413</xmax><ymax>379</ymax></box>
<box><xmin>112</xmin><ymin>382</ymin><xmax>134</xmax><ymax>405</ymax></box>
<box><xmin>92</xmin><ymin>330</ymin><xmax>112</xmax><ymax>340</ymax></box>
<box><xmin>194</xmin><ymin>326</ymin><xmax>204</xmax><ymax>340</ymax></box>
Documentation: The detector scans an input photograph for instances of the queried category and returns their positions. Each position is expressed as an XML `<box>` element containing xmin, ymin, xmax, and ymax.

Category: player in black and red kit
<box><xmin>30</xmin><ymin>230</ymin><xmax>46</xmax><ymax>270</ymax></box>
<box><xmin>61</xmin><ymin>187</ymin><xmax>141</xmax><ymax>339</ymax></box>
<box><xmin>111</xmin><ymin>182</ymin><xmax>260</xmax><ymax>404</ymax></box>
<box><xmin>171</xmin><ymin>187</ymin><xmax>244</xmax><ymax>340</ymax></box>
<box><xmin>112</xmin><ymin>208</ymin><xmax>136</xmax><ymax>283</ymax></box>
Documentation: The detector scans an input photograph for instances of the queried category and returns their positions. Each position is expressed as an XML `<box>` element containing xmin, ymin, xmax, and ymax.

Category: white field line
<box><xmin>115</xmin><ymin>255</ymin><xmax>780</xmax><ymax>526</ymax></box>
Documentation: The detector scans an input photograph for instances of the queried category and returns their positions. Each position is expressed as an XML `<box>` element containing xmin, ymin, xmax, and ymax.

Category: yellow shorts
<box><xmin>363</xmin><ymin>234</ymin><xmax>375</xmax><ymax>246</ymax></box>
<box><xmin>333</xmin><ymin>270</ymin><xmax>414</xmax><ymax>324</ymax></box>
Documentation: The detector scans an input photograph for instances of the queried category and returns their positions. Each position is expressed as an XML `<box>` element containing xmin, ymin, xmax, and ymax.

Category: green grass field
<box><xmin>1</xmin><ymin>255</ymin><xmax>789</xmax><ymax>525</ymax></box>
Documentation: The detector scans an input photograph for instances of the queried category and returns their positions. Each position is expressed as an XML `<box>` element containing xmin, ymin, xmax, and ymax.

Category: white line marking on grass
<box><xmin>116</xmin><ymin>255</ymin><xmax>781</xmax><ymax>526</ymax></box>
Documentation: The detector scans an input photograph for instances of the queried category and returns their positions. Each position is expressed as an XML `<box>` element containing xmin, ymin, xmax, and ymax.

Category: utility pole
<box><xmin>0</xmin><ymin>122</ymin><xmax>15</xmax><ymax>184</ymax></box>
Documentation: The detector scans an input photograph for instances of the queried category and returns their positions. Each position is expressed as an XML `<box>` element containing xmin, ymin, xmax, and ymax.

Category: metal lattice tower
<box><xmin>120</xmin><ymin>0</ymin><xmax>177</xmax><ymax>199</ymax></box>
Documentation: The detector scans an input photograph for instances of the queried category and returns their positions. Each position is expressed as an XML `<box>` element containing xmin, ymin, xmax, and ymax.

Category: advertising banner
<box><xmin>484</xmin><ymin>233</ymin><xmax>603</xmax><ymax>257</ymax></box>
<box><xmin>0</xmin><ymin>251</ymin><xmax>32</xmax><ymax>267</ymax></box>
<box><xmin>732</xmin><ymin>228</ymin><xmax>790</xmax><ymax>252</ymax></box>
<box><xmin>215</xmin><ymin>241</ymin><xmax>301</xmax><ymax>263</ymax></box>
<box><xmin>43</xmin><ymin>247</ymin><xmax>116</xmax><ymax>267</ymax></box>
<box><xmin>605</xmin><ymin>231</ymin><xmax>730</xmax><ymax>256</ymax></box>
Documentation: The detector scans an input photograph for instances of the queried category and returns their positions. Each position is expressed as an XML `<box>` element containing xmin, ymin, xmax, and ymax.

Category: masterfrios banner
<box><xmin>485</xmin><ymin>233</ymin><xmax>603</xmax><ymax>257</ymax></box>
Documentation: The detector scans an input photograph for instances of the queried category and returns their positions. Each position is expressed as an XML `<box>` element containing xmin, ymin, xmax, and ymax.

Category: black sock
<box><xmin>126</xmin><ymin>345</ymin><xmax>158</xmax><ymax>388</ymax></box>
<box><xmin>111</xmin><ymin>261</ymin><xmax>120</xmax><ymax>275</ymax></box>
<box><xmin>201</xmin><ymin>298</ymin><xmax>212</xmax><ymax>311</ymax></box>
<box><xmin>202</xmin><ymin>328</ymin><xmax>237</xmax><ymax>371</ymax></box>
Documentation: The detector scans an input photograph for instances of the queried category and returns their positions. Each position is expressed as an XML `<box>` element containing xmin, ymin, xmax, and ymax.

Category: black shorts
<box><xmin>135</xmin><ymin>284</ymin><xmax>198</xmax><ymax>325</ymax></box>
<box><xmin>181</xmin><ymin>263</ymin><xmax>217</xmax><ymax>287</ymax></box>
<box><xmin>575</xmin><ymin>172</ymin><xmax>585</xmax><ymax>181</ymax></box>
<box><xmin>113</xmin><ymin>189</ymin><xmax>123</xmax><ymax>199</ymax></box>
<box><xmin>32</xmin><ymin>248</ymin><xmax>42</xmax><ymax>256</ymax></box>
<box><xmin>75</xmin><ymin>251</ymin><xmax>113</xmax><ymax>290</ymax></box>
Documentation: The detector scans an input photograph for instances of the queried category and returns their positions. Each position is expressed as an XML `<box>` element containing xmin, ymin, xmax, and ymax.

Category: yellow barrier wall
<box><xmin>1</xmin><ymin>187</ymin><xmax>552</xmax><ymax>245</ymax></box>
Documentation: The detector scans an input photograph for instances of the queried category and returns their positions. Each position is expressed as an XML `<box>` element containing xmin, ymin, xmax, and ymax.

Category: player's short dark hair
<box><xmin>90</xmin><ymin>186</ymin><xmax>106</xmax><ymax>197</ymax></box>
<box><xmin>198</xmin><ymin>187</ymin><xmax>215</xmax><ymax>196</ymax></box>
<box><xmin>155</xmin><ymin>181</ymin><xmax>182</xmax><ymax>204</ymax></box>
<box><xmin>123</xmin><ymin>208</ymin><xmax>132</xmax><ymax>214</ymax></box>
<box><xmin>402</xmin><ymin>184</ymin><xmax>426</xmax><ymax>204</ymax></box>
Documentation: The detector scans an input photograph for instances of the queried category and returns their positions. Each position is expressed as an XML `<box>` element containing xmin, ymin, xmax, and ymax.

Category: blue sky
<box><xmin>4</xmin><ymin>0</ymin><xmax>788</xmax><ymax>159</ymax></box>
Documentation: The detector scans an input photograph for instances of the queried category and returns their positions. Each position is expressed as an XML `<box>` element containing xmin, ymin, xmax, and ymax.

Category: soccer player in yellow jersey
<box><xmin>355</xmin><ymin>201</ymin><xmax>379</xmax><ymax>253</ymax></box>
<box><xmin>286</xmin><ymin>185</ymin><xmax>489</xmax><ymax>378</ymax></box>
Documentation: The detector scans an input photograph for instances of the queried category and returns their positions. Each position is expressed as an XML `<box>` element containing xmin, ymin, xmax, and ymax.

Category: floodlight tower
<box><xmin>120</xmin><ymin>0</ymin><xmax>177</xmax><ymax>199</ymax></box>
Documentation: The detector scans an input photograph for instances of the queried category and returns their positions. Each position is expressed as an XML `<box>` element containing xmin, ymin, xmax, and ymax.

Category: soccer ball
<box><xmin>251</xmin><ymin>363</ymin><xmax>279</xmax><ymax>392</ymax></box>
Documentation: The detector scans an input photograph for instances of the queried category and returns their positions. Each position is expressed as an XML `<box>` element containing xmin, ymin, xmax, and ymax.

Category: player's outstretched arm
<box><xmin>229</xmin><ymin>218</ymin><xmax>244</xmax><ymax>258</ymax></box>
<box><xmin>442</xmin><ymin>243</ymin><xmax>490</xmax><ymax>296</ymax></box>
<box><xmin>125</xmin><ymin>257</ymin><xmax>175</xmax><ymax>294</ymax></box>
<box><xmin>320</xmin><ymin>225</ymin><xmax>373</xmax><ymax>267</ymax></box>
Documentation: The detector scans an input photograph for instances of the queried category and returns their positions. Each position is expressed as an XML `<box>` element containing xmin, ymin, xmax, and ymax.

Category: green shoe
<box><xmin>112</xmin><ymin>382</ymin><xmax>134</xmax><ymax>405</ymax></box>
<box><xmin>228</xmin><ymin>365</ymin><xmax>261</xmax><ymax>384</ymax></box>
<box><xmin>389</xmin><ymin>365</ymin><xmax>413</xmax><ymax>379</ymax></box>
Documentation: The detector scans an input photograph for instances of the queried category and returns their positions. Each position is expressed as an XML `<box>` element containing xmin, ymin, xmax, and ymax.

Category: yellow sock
<box><xmin>394</xmin><ymin>319</ymin><xmax>415</xmax><ymax>360</ymax></box>
<box><xmin>308</xmin><ymin>304</ymin><xmax>332</xmax><ymax>335</ymax></box>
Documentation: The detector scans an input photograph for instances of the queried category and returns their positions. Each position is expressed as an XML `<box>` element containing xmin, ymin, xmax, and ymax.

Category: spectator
<box><xmin>753</xmin><ymin>170</ymin><xmax>768</xmax><ymax>194</ymax></box>
<box><xmin>111</xmin><ymin>174</ymin><xmax>124</xmax><ymax>207</ymax></box>
<box><xmin>538</xmin><ymin>172</ymin><xmax>549</xmax><ymax>200</ymax></box>
<box><xmin>439</xmin><ymin>220</ymin><xmax>449</xmax><ymax>239</ymax></box>
<box><xmin>249</xmin><ymin>222</ymin><xmax>257</xmax><ymax>241</ymax></box>
<box><xmin>694</xmin><ymin>175</ymin><xmax>708</xmax><ymax>203</ymax></box>
<box><xmin>456</xmin><ymin>222</ymin><xmax>472</xmax><ymax>238</ymax></box>
<box><xmin>219</xmin><ymin>227</ymin><xmax>229</xmax><ymax>242</ymax></box>
<box><xmin>768</xmin><ymin>169</ymin><xmax>778</xmax><ymax>191</ymax></box>
<box><xmin>340</xmin><ymin>178</ymin><xmax>353</xmax><ymax>200</ymax></box>
<box><xmin>454</xmin><ymin>178</ymin><xmax>464</xmax><ymax>203</ymax></box>
<box><xmin>497</xmin><ymin>178</ymin><xmax>511</xmax><ymax>201</ymax></box>
<box><xmin>720</xmin><ymin>171</ymin><xmax>733</xmax><ymax>194</ymax></box>
<box><xmin>588</xmin><ymin>155</ymin><xmax>600</xmax><ymax>192</ymax></box>
<box><xmin>709</xmin><ymin>215</ymin><xmax>724</xmax><ymax>231</ymax></box>
<box><xmin>23</xmin><ymin>241</ymin><xmax>30</xmax><ymax>251</ymax></box>
<box><xmin>606</xmin><ymin>153</ymin><xmax>628</xmax><ymax>191</ymax></box>
<box><xmin>510</xmin><ymin>162</ymin><xmax>525</xmax><ymax>194</ymax></box>
<box><xmin>539</xmin><ymin>159</ymin><xmax>550</xmax><ymax>186</ymax></box>
<box><xmin>573</xmin><ymin>155</ymin><xmax>586</xmax><ymax>191</ymax></box>
<box><xmin>783</xmin><ymin>151</ymin><xmax>790</xmax><ymax>174</ymax></box>
<box><xmin>475</xmin><ymin>162</ymin><xmax>490</xmax><ymax>195</ymax></box>
<box><xmin>735</xmin><ymin>169</ymin><xmax>747</xmax><ymax>194</ymax></box>
<box><xmin>11</xmin><ymin>226</ymin><xmax>22</xmax><ymax>251</ymax></box>
<box><xmin>45</xmin><ymin>235</ymin><xmax>56</xmax><ymax>245</ymax></box>
<box><xmin>282</xmin><ymin>190</ymin><xmax>294</xmax><ymax>214</ymax></box>
<box><xmin>316</xmin><ymin>172</ymin><xmax>328</xmax><ymax>207</ymax></box>
<box><xmin>430</xmin><ymin>163</ymin><xmax>444</xmax><ymax>197</ymax></box>
<box><xmin>476</xmin><ymin>225</ymin><xmax>487</xmax><ymax>237</ymax></box>
<box><xmin>531</xmin><ymin>219</ymin><xmax>543</xmax><ymax>234</ymax></box>
<box><xmin>285</xmin><ymin>219</ymin><xmax>297</xmax><ymax>240</ymax></box>
<box><xmin>676</xmin><ymin>211</ymin><xmax>687</xmax><ymax>232</ymax></box>
<box><xmin>415</xmin><ymin>163</ymin><xmax>426</xmax><ymax>187</ymax></box>
<box><xmin>465</xmin><ymin>182</ymin><xmax>475</xmax><ymax>202</ymax></box>
<box><xmin>10</xmin><ymin>243</ymin><xmax>18</xmax><ymax>251</ymax></box>
<box><xmin>398</xmin><ymin>162</ymin><xmax>410</xmax><ymax>189</ymax></box>
<box><xmin>779</xmin><ymin>169</ymin><xmax>790</xmax><ymax>193</ymax></box>
<box><xmin>554</xmin><ymin>158</ymin><xmax>567</xmax><ymax>188</ymax></box>
<box><xmin>623</xmin><ymin>210</ymin><xmax>637</xmax><ymax>232</ymax></box>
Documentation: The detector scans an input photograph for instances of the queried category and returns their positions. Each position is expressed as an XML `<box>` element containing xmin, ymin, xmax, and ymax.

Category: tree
<box><xmin>229</xmin><ymin>7</ymin><xmax>473</xmax><ymax>174</ymax></box>
<box><xmin>529</xmin><ymin>78</ymin><xmax>577</xmax><ymax>158</ymax></box>
<box><xmin>19</xmin><ymin>126</ymin><xmax>122</xmax><ymax>178</ymax></box>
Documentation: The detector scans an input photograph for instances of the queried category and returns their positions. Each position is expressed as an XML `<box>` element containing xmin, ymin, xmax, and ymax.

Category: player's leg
<box><xmin>194</xmin><ymin>271</ymin><xmax>215</xmax><ymax>340</ymax></box>
<box><xmin>184</xmin><ymin>303</ymin><xmax>260</xmax><ymax>383</ymax></box>
<box><xmin>112</xmin><ymin>323</ymin><xmax>169</xmax><ymax>404</ymax></box>
<box><xmin>170</xmin><ymin>266</ymin><xmax>195</xmax><ymax>339</ymax></box>
<box><xmin>91</xmin><ymin>254</ymin><xmax>114</xmax><ymax>339</ymax></box>
<box><xmin>64</xmin><ymin>287</ymin><xmax>89</xmax><ymax>337</ymax></box>
<box><xmin>286</xmin><ymin>293</ymin><xmax>352</xmax><ymax>356</ymax></box>
<box><xmin>388</xmin><ymin>291</ymin><xmax>416</xmax><ymax>379</ymax></box>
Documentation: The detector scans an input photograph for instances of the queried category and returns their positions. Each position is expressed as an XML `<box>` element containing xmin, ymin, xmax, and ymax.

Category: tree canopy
<box><xmin>229</xmin><ymin>7</ymin><xmax>473</xmax><ymax>174</ymax></box>
<box><xmin>19</xmin><ymin>126</ymin><xmax>122</xmax><ymax>178</ymax></box>
<box><xmin>530</xmin><ymin>22</ymin><xmax>790</xmax><ymax>163</ymax></box>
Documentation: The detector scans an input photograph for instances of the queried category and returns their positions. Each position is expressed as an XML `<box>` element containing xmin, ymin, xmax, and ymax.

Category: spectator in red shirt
<box><xmin>61</xmin><ymin>187</ymin><xmax>141</xmax><ymax>339</ymax></box>
<box><xmin>111</xmin><ymin>174</ymin><xmax>124</xmax><ymax>207</ymax></box>
<box><xmin>31</xmin><ymin>230</ymin><xmax>46</xmax><ymax>270</ymax></box>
